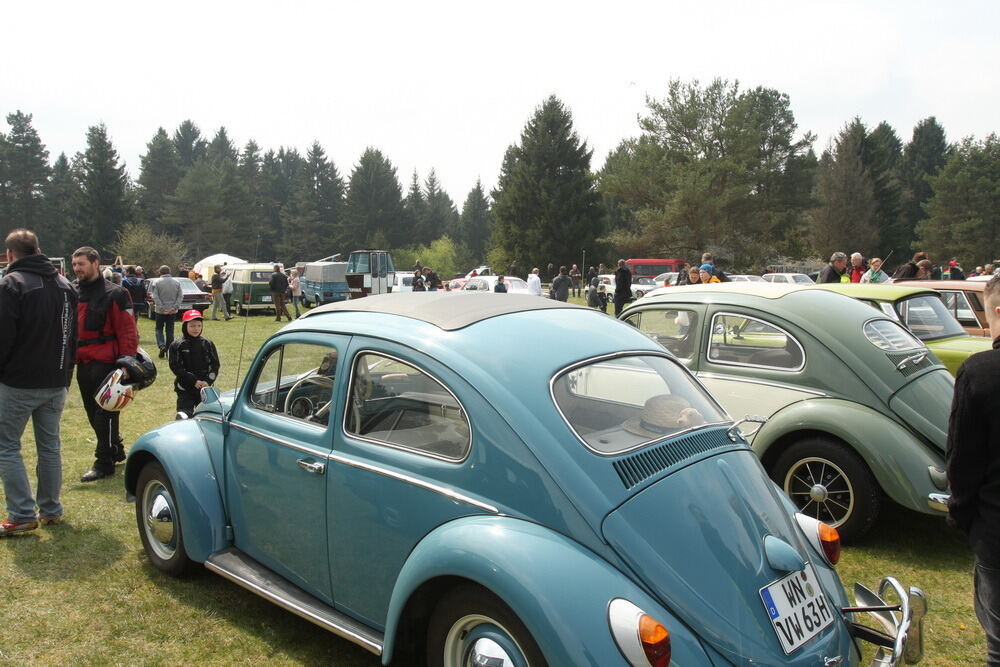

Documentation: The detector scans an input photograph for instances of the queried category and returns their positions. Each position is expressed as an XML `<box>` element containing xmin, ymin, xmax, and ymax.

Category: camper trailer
<box><xmin>301</xmin><ymin>259</ymin><xmax>349</xmax><ymax>306</ymax></box>
<box><xmin>345</xmin><ymin>249</ymin><xmax>395</xmax><ymax>298</ymax></box>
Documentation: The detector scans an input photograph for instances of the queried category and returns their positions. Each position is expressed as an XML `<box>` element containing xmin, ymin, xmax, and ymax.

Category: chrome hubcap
<box><xmin>442</xmin><ymin>614</ymin><xmax>525</xmax><ymax>667</ymax></box>
<box><xmin>470</xmin><ymin>638</ymin><xmax>513</xmax><ymax>666</ymax></box>
<box><xmin>143</xmin><ymin>481</ymin><xmax>177</xmax><ymax>560</ymax></box>
<box><xmin>784</xmin><ymin>457</ymin><xmax>854</xmax><ymax>527</ymax></box>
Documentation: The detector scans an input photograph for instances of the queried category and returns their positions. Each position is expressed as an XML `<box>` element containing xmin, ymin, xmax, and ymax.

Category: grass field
<box><xmin>0</xmin><ymin>304</ymin><xmax>986</xmax><ymax>665</ymax></box>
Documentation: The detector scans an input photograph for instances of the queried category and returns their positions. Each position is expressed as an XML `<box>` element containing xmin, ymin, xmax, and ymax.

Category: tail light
<box><xmin>609</xmin><ymin>598</ymin><xmax>671</xmax><ymax>666</ymax></box>
<box><xmin>796</xmin><ymin>514</ymin><xmax>841</xmax><ymax>565</ymax></box>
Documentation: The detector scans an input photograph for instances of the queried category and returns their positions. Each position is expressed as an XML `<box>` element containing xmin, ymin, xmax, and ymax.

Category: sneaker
<box><xmin>0</xmin><ymin>519</ymin><xmax>38</xmax><ymax>537</ymax></box>
<box><xmin>37</xmin><ymin>515</ymin><xmax>61</xmax><ymax>526</ymax></box>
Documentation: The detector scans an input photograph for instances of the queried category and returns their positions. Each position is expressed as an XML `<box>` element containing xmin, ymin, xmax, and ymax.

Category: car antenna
<box><xmin>234</xmin><ymin>234</ymin><xmax>261</xmax><ymax>388</ymax></box>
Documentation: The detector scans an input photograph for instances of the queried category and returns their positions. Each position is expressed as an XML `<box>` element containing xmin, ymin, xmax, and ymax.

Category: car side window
<box><xmin>248</xmin><ymin>343</ymin><xmax>339</xmax><ymax>426</ymax></box>
<box><xmin>707</xmin><ymin>313</ymin><xmax>805</xmax><ymax>371</ymax></box>
<box><xmin>626</xmin><ymin>309</ymin><xmax>699</xmax><ymax>361</ymax></box>
<box><xmin>941</xmin><ymin>291</ymin><xmax>978</xmax><ymax>326</ymax></box>
<box><xmin>345</xmin><ymin>352</ymin><xmax>470</xmax><ymax>461</ymax></box>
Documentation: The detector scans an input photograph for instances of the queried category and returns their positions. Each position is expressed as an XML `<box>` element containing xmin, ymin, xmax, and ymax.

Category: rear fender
<box><xmin>124</xmin><ymin>420</ymin><xmax>228</xmax><ymax>563</ymax></box>
<box><xmin>754</xmin><ymin>398</ymin><xmax>944</xmax><ymax>513</ymax></box>
<box><xmin>382</xmin><ymin>515</ymin><xmax>708</xmax><ymax>665</ymax></box>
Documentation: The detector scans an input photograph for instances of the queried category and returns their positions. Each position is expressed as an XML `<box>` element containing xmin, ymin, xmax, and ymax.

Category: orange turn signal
<box><xmin>818</xmin><ymin>522</ymin><xmax>841</xmax><ymax>565</ymax></box>
<box><xmin>639</xmin><ymin>614</ymin><xmax>671</xmax><ymax>666</ymax></box>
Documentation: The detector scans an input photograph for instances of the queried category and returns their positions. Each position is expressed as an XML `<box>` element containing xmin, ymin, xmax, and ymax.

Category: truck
<box><xmin>625</xmin><ymin>258</ymin><xmax>686</xmax><ymax>281</ymax></box>
<box><xmin>300</xmin><ymin>256</ymin><xmax>350</xmax><ymax>306</ymax></box>
<box><xmin>345</xmin><ymin>249</ymin><xmax>395</xmax><ymax>298</ymax></box>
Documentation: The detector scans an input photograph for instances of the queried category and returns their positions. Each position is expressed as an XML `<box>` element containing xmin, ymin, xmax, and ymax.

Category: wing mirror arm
<box><xmin>727</xmin><ymin>414</ymin><xmax>768</xmax><ymax>442</ymax></box>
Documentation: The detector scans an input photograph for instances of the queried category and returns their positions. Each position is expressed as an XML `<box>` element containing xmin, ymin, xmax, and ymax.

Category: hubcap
<box><xmin>442</xmin><ymin>614</ymin><xmax>527</xmax><ymax>667</ymax></box>
<box><xmin>143</xmin><ymin>480</ymin><xmax>177</xmax><ymax>560</ymax></box>
<box><xmin>784</xmin><ymin>457</ymin><xmax>854</xmax><ymax>527</ymax></box>
<box><xmin>470</xmin><ymin>638</ymin><xmax>513</xmax><ymax>666</ymax></box>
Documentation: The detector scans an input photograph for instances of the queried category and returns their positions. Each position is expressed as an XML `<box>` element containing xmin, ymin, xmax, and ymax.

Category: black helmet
<box><xmin>117</xmin><ymin>347</ymin><xmax>157</xmax><ymax>391</ymax></box>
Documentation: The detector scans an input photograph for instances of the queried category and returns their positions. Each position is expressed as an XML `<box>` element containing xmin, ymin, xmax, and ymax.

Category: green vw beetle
<box><xmin>622</xmin><ymin>283</ymin><xmax>951</xmax><ymax>540</ymax></box>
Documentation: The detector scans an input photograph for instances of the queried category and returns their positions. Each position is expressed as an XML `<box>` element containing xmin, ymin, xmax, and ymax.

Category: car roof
<box><xmin>894</xmin><ymin>280</ymin><xmax>984</xmax><ymax>293</ymax></box>
<box><xmin>646</xmin><ymin>282</ymin><xmax>805</xmax><ymax>299</ymax></box>
<box><xmin>811</xmin><ymin>283</ymin><xmax>938</xmax><ymax>300</ymax></box>
<box><xmin>301</xmin><ymin>291</ymin><xmax>580</xmax><ymax>331</ymax></box>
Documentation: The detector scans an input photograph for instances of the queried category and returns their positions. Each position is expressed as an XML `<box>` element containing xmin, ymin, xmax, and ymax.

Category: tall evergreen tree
<box><xmin>902</xmin><ymin>117</ymin><xmax>949</xmax><ymax>253</ymax></box>
<box><xmin>343</xmin><ymin>148</ymin><xmax>404</xmax><ymax>249</ymax></box>
<box><xmin>490</xmin><ymin>95</ymin><xmax>603</xmax><ymax>272</ymax></box>
<box><xmin>401</xmin><ymin>170</ymin><xmax>425</xmax><ymax>245</ymax></box>
<box><xmin>162</xmin><ymin>160</ymin><xmax>229</xmax><ymax>258</ymax></box>
<box><xmin>458</xmin><ymin>179</ymin><xmax>492</xmax><ymax>261</ymax></box>
<box><xmin>807</xmin><ymin>122</ymin><xmax>879</xmax><ymax>254</ymax></box>
<box><xmin>281</xmin><ymin>141</ymin><xmax>345</xmax><ymax>260</ymax></box>
<box><xmin>1</xmin><ymin>111</ymin><xmax>50</xmax><ymax>231</ymax></box>
<box><xmin>172</xmin><ymin>120</ymin><xmax>207</xmax><ymax>173</ymax></box>
<box><xmin>863</xmin><ymin>121</ymin><xmax>905</xmax><ymax>257</ymax></box>
<box><xmin>72</xmin><ymin>123</ymin><xmax>132</xmax><ymax>254</ymax></box>
<box><xmin>206</xmin><ymin>127</ymin><xmax>238</xmax><ymax>166</ymax></box>
<box><xmin>422</xmin><ymin>169</ymin><xmax>459</xmax><ymax>244</ymax></box>
<box><xmin>42</xmin><ymin>153</ymin><xmax>78</xmax><ymax>257</ymax></box>
<box><xmin>136</xmin><ymin>127</ymin><xmax>180</xmax><ymax>233</ymax></box>
<box><xmin>237</xmin><ymin>140</ymin><xmax>268</xmax><ymax>259</ymax></box>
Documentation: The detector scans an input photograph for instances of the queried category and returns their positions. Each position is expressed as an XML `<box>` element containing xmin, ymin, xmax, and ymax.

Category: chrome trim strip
<box><xmin>341</xmin><ymin>349</ymin><xmax>472</xmax><ymax>464</ymax></box>
<box><xmin>927</xmin><ymin>492</ymin><xmax>949</xmax><ymax>513</ymax></box>
<box><xmin>229</xmin><ymin>422</ymin><xmax>329</xmax><ymax>459</ymax></box>
<box><xmin>706</xmin><ymin>311</ymin><xmax>807</xmax><ymax>373</ymax></box>
<box><xmin>326</xmin><ymin>451</ymin><xmax>498</xmax><ymax>513</ymax></box>
<box><xmin>696</xmin><ymin>372</ymin><xmax>828</xmax><ymax>397</ymax></box>
<box><xmin>204</xmin><ymin>560</ymin><xmax>383</xmax><ymax>655</ymax></box>
<box><xmin>549</xmin><ymin>350</ymin><xmax>732</xmax><ymax>457</ymax></box>
<box><xmin>194</xmin><ymin>414</ymin><xmax>225</xmax><ymax>425</ymax></box>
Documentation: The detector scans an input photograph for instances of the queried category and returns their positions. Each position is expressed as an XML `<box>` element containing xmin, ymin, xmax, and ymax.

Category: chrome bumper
<box><xmin>927</xmin><ymin>492</ymin><xmax>949</xmax><ymax>513</ymax></box>
<box><xmin>845</xmin><ymin>577</ymin><xmax>928</xmax><ymax>665</ymax></box>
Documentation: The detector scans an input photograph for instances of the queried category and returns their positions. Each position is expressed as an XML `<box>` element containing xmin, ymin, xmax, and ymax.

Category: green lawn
<box><xmin>0</xmin><ymin>309</ymin><xmax>985</xmax><ymax>664</ymax></box>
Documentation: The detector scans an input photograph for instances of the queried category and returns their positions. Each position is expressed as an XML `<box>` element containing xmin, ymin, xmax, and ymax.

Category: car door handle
<box><xmin>296</xmin><ymin>459</ymin><xmax>326</xmax><ymax>475</ymax></box>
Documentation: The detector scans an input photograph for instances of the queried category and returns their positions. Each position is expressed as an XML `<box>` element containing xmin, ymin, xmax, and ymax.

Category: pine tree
<box><xmin>206</xmin><ymin>127</ymin><xmax>238</xmax><ymax>166</ymax></box>
<box><xmin>0</xmin><ymin>130</ymin><xmax>9</xmax><ymax>223</ymax></box>
<box><xmin>902</xmin><ymin>117</ymin><xmax>949</xmax><ymax>253</ymax></box>
<box><xmin>163</xmin><ymin>160</ymin><xmax>229</xmax><ymax>258</ymax></box>
<box><xmin>42</xmin><ymin>153</ymin><xmax>78</xmax><ymax>257</ymax></box>
<box><xmin>343</xmin><ymin>148</ymin><xmax>404</xmax><ymax>249</ymax></box>
<box><xmin>136</xmin><ymin>127</ymin><xmax>180</xmax><ymax>233</ymax></box>
<box><xmin>173</xmin><ymin>120</ymin><xmax>207</xmax><ymax>173</ymax></box>
<box><xmin>863</xmin><ymin>121</ymin><xmax>904</xmax><ymax>257</ymax></box>
<box><xmin>2</xmin><ymin>111</ymin><xmax>51</xmax><ymax>231</ymax></box>
<box><xmin>422</xmin><ymin>169</ymin><xmax>459</xmax><ymax>244</ymax></box>
<box><xmin>401</xmin><ymin>170</ymin><xmax>425</xmax><ymax>244</ymax></box>
<box><xmin>490</xmin><ymin>95</ymin><xmax>603</xmax><ymax>273</ymax></box>
<box><xmin>237</xmin><ymin>140</ymin><xmax>268</xmax><ymax>259</ymax></box>
<box><xmin>458</xmin><ymin>179</ymin><xmax>492</xmax><ymax>262</ymax></box>
<box><xmin>280</xmin><ymin>141</ymin><xmax>345</xmax><ymax>260</ymax></box>
<box><xmin>72</xmin><ymin>123</ymin><xmax>132</xmax><ymax>255</ymax></box>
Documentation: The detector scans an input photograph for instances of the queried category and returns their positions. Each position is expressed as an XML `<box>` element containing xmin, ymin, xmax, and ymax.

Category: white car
<box><xmin>762</xmin><ymin>273</ymin><xmax>814</xmax><ymax>285</ymax></box>
<box><xmin>462</xmin><ymin>276</ymin><xmax>530</xmax><ymax>293</ymax></box>
<box><xmin>653</xmin><ymin>272</ymin><xmax>679</xmax><ymax>288</ymax></box>
<box><xmin>728</xmin><ymin>274</ymin><xmax>766</xmax><ymax>283</ymax></box>
<box><xmin>595</xmin><ymin>274</ymin><xmax>650</xmax><ymax>300</ymax></box>
<box><xmin>464</xmin><ymin>265</ymin><xmax>494</xmax><ymax>279</ymax></box>
<box><xmin>393</xmin><ymin>274</ymin><xmax>414</xmax><ymax>293</ymax></box>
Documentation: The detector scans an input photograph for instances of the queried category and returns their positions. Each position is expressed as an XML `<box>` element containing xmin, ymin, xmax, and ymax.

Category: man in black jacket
<box><xmin>613</xmin><ymin>259</ymin><xmax>632</xmax><ymax>316</ymax></box>
<box><xmin>0</xmin><ymin>230</ymin><xmax>78</xmax><ymax>536</ymax></box>
<box><xmin>268</xmin><ymin>265</ymin><xmax>291</xmax><ymax>322</ymax></box>
<box><xmin>948</xmin><ymin>273</ymin><xmax>1000</xmax><ymax>664</ymax></box>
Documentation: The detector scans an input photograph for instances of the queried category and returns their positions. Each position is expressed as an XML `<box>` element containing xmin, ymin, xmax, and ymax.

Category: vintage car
<box><xmin>621</xmin><ymin>283</ymin><xmax>952</xmax><ymax>542</ymax></box>
<box><xmin>763</xmin><ymin>272</ymin><xmax>815</xmax><ymax>285</ymax></box>
<box><xmin>811</xmin><ymin>283</ymin><xmax>991</xmax><ymax>375</ymax></box>
<box><xmin>126</xmin><ymin>293</ymin><xmax>924</xmax><ymax>666</ymax></box>
<box><xmin>894</xmin><ymin>280</ymin><xmax>989</xmax><ymax>337</ymax></box>
<box><xmin>142</xmin><ymin>276</ymin><xmax>211</xmax><ymax>319</ymax></box>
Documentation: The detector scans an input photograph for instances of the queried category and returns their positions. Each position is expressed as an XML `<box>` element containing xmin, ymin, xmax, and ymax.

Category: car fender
<box><xmin>382</xmin><ymin>515</ymin><xmax>709</xmax><ymax>665</ymax></box>
<box><xmin>124</xmin><ymin>420</ymin><xmax>228</xmax><ymax>563</ymax></box>
<box><xmin>753</xmin><ymin>398</ymin><xmax>944</xmax><ymax>513</ymax></box>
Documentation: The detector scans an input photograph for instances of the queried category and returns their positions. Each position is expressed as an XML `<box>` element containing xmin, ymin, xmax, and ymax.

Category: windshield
<box><xmin>896</xmin><ymin>294</ymin><xmax>966</xmax><ymax>341</ymax></box>
<box><xmin>552</xmin><ymin>355</ymin><xmax>728</xmax><ymax>454</ymax></box>
<box><xmin>347</xmin><ymin>252</ymin><xmax>369</xmax><ymax>273</ymax></box>
<box><xmin>792</xmin><ymin>274</ymin><xmax>814</xmax><ymax>284</ymax></box>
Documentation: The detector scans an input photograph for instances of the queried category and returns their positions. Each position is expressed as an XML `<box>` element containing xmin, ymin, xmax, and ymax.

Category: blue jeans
<box><xmin>976</xmin><ymin>557</ymin><xmax>1000</xmax><ymax>665</ymax></box>
<box><xmin>291</xmin><ymin>295</ymin><xmax>302</xmax><ymax>317</ymax></box>
<box><xmin>0</xmin><ymin>383</ymin><xmax>68</xmax><ymax>522</ymax></box>
<box><xmin>155</xmin><ymin>312</ymin><xmax>176</xmax><ymax>350</ymax></box>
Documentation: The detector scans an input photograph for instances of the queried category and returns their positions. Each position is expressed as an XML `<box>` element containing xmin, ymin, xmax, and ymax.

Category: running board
<box><xmin>205</xmin><ymin>547</ymin><xmax>383</xmax><ymax>656</ymax></box>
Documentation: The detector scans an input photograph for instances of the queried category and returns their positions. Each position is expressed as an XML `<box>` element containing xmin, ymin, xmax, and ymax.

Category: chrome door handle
<box><xmin>296</xmin><ymin>459</ymin><xmax>326</xmax><ymax>475</ymax></box>
<box><xmin>896</xmin><ymin>351</ymin><xmax>927</xmax><ymax>370</ymax></box>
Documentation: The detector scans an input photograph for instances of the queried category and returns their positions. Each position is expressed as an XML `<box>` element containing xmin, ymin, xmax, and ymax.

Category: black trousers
<box><xmin>976</xmin><ymin>556</ymin><xmax>1000</xmax><ymax>665</ymax></box>
<box><xmin>77</xmin><ymin>361</ymin><xmax>122</xmax><ymax>472</ymax></box>
<box><xmin>176</xmin><ymin>388</ymin><xmax>201</xmax><ymax>417</ymax></box>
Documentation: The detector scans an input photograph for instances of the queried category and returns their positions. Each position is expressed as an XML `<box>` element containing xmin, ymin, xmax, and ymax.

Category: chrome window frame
<box><xmin>706</xmin><ymin>311</ymin><xmax>806</xmax><ymax>373</ymax></box>
<box><xmin>624</xmin><ymin>308</ymin><xmax>700</xmax><ymax>362</ymax></box>
<box><xmin>550</xmin><ymin>351</ymin><xmax>731</xmax><ymax>457</ymax></box>
<box><xmin>244</xmin><ymin>341</ymin><xmax>340</xmax><ymax>429</ymax></box>
<box><xmin>342</xmin><ymin>349</ymin><xmax>472</xmax><ymax>463</ymax></box>
<box><xmin>862</xmin><ymin>316</ymin><xmax>925</xmax><ymax>353</ymax></box>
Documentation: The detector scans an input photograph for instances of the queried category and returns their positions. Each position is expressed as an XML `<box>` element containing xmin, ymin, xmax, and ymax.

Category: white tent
<box><xmin>193</xmin><ymin>253</ymin><xmax>246</xmax><ymax>278</ymax></box>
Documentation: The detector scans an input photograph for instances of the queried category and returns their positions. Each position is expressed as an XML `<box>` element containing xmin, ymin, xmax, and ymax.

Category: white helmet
<box><xmin>95</xmin><ymin>367</ymin><xmax>135</xmax><ymax>412</ymax></box>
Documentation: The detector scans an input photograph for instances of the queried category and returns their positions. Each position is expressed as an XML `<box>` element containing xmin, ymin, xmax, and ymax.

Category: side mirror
<box><xmin>201</xmin><ymin>386</ymin><xmax>221</xmax><ymax>405</ymax></box>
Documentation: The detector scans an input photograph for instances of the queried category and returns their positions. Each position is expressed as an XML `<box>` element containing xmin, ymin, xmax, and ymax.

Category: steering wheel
<box><xmin>284</xmin><ymin>373</ymin><xmax>335</xmax><ymax>416</ymax></box>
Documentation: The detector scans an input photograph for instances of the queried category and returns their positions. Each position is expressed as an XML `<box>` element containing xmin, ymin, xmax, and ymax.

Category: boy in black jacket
<box><xmin>168</xmin><ymin>310</ymin><xmax>220</xmax><ymax>417</ymax></box>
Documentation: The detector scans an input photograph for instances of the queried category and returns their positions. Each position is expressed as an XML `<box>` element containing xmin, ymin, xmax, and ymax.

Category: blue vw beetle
<box><xmin>125</xmin><ymin>293</ymin><xmax>925</xmax><ymax>666</ymax></box>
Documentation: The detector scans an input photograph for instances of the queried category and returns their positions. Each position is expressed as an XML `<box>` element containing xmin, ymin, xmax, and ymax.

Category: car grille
<box><xmin>613</xmin><ymin>427</ymin><xmax>742</xmax><ymax>490</ymax></box>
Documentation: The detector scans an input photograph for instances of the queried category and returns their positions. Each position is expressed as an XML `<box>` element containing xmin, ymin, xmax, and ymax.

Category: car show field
<box><xmin>0</xmin><ymin>304</ymin><xmax>986</xmax><ymax>665</ymax></box>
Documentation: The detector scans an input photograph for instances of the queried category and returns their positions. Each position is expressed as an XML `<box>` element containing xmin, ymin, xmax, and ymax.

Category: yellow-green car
<box><xmin>811</xmin><ymin>283</ymin><xmax>991</xmax><ymax>375</ymax></box>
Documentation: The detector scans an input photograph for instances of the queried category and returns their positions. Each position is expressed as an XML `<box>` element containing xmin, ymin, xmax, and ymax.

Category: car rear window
<box><xmin>863</xmin><ymin>319</ymin><xmax>924</xmax><ymax>351</ymax></box>
<box><xmin>552</xmin><ymin>354</ymin><xmax>727</xmax><ymax>455</ymax></box>
<box><xmin>897</xmin><ymin>294</ymin><xmax>966</xmax><ymax>341</ymax></box>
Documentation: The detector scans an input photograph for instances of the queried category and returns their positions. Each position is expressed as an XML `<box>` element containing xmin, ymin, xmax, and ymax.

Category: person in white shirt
<box><xmin>527</xmin><ymin>267</ymin><xmax>542</xmax><ymax>296</ymax></box>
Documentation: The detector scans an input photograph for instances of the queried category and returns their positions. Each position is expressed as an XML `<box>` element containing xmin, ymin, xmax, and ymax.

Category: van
<box><xmin>229</xmin><ymin>263</ymin><xmax>284</xmax><ymax>315</ymax></box>
<box><xmin>301</xmin><ymin>260</ymin><xmax>349</xmax><ymax>306</ymax></box>
<box><xmin>346</xmin><ymin>250</ymin><xmax>395</xmax><ymax>298</ymax></box>
<box><xmin>625</xmin><ymin>258</ymin><xmax>686</xmax><ymax>281</ymax></box>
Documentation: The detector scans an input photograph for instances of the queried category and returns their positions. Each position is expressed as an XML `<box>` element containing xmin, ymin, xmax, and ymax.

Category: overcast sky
<box><xmin>3</xmin><ymin>1</ymin><xmax>997</xmax><ymax>202</ymax></box>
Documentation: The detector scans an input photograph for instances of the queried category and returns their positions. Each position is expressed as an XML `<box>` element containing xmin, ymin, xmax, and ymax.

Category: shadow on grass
<box><xmin>3</xmin><ymin>522</ymin><xmax>127</xmax><ymax>582</ymax></box>
<box><xmin>845</xmin><ymin>502</ymin><xmax>973</xmax><ymax>572</ymax></box>
<box><xmin>135</xmin><ymin>554</ymin><xmax>379</xmax><ymax>665</ymax></box>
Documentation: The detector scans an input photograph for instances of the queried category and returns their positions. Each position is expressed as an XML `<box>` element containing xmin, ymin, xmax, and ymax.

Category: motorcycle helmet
<box><xmin>95</xmin><ymin>367</ymin><xmax>135</xmax><ymax>412</ymax></box>
<box><xmin>116</xmin><ymin>347</ymin><xmax>157</xmax><ymax>391</ymax></box>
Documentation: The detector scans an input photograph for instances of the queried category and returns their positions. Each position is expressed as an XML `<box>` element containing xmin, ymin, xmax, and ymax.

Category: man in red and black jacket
<box><xmin>71</xmin><ymin>247</ymin><xmax>138</xmax><ymax>482</ymax></box>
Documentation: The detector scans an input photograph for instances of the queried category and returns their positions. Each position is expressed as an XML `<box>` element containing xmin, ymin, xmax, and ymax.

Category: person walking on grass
<box><xmin>269</xmin><ymin>265</ymin><xmax>292</xmax><ymax>322</ymax></box>
<box><xmin>210</xmin><ymin>265</ymin><xmax>233</xmax><ymax>321</ymax></box>
<box><xmin>290</xmin><ymin>267</ymin><xmax>303</xmax><ymax>317</ymax></box>
<box><xmin>150</xmin><ymin>265</ymin><xmax>183</xmax><ymax>358</ymax></box>
<box><xmin>613</xmin><ymin>259</ymin><xmax>631</xmax><ymax>316</ymax></box>
<box><xmin>0</xmin><ymin>230</ymin><xmax>77</xmax><ymax>537</ymax></box>
<box><xmin>550</xmin><ymin>266</ymin><xmax>572</xmax><ymax>302</ymax></box>
<box><xmin>73</xmin><ymin>246</ymin><xmax>139</xmax><ymax>483</ymax></box>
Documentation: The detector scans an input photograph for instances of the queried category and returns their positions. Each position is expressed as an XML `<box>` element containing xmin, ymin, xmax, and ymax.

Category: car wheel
<box><xmin>427</xmin><ymin>584</ymin><xmax>546</xmax><ymax>667</ymax></box>
<box><xmin>635</xmin><ymin>290</ymin><xmax>645</xmax><ymax>298</ymax></box>
<box><xmin>771</xmin><ymin>437</ymin><xmax>880</xmax><ymax>541</ymax></box>
<box><xmin>135</xmin><ymin>461</ymin><xmax>193</xmax><ymax>576</ymax></box>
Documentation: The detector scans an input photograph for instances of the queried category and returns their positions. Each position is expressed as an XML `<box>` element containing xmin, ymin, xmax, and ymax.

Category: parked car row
<box><xmin>127</xmin><ymin>292</ymin><xmax>926</xmax><ymax>666</ymax></box>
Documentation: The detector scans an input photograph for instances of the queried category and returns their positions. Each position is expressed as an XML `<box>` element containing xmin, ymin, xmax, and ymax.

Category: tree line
<box><xmin>1</xmin><ymin>80</ymin><xmax>997</xmax><ymax>277</ymax></box>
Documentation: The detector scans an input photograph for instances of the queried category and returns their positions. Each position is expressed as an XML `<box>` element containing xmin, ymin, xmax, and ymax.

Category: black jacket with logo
<box><xmin>0</xmin><ymin>254</ymin><xmax>78</xmax><ymax>388</ymax></box>
<box><xmin>168</xmin><ymin>333</ymin><xmax>220</xmax><ymax>392</ymax></box>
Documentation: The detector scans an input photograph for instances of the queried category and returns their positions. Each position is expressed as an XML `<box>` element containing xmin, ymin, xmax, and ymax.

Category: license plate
<box><xmin>759</xmin><ymin>563</ymin><xmax>834</xmax><ymax>654</ymax></box>
<box><xmin>261</xmin><ymin>295</ymin><xmax>272</xmax><ymax>302</ymax></box>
